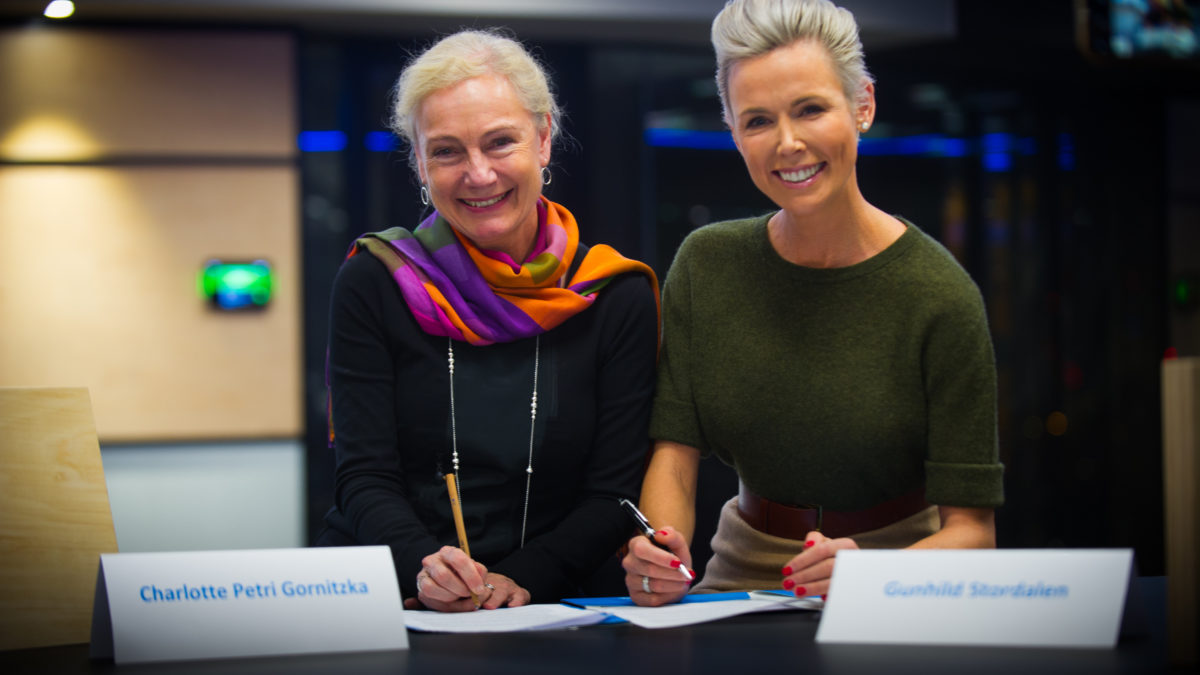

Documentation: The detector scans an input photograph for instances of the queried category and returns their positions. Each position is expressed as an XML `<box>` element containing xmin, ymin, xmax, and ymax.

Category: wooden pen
<box><xmin>444</xmin><ymin>473</ymin><xmax>480</xmax><ymax>608</ymax></box>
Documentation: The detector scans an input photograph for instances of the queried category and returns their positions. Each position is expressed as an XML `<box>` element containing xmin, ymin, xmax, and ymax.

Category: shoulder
<box><xmin>894</xmin><ymin>220</ymin><xmax>984</xmax><ymax>309</ymax></box>
<box><xmin>330</xmin><ymin>247</ymin><xmax>403</xmax><ymax>318</ymax></box>
<box><xmin>678</xmin><ymin>215</ymin><xmax>765</xmax><ymax>253</ymax></box>
<box><xmin>667</xmin><ymin>214</ymin><xmax>768</xmax><ymax>273</ymax></box>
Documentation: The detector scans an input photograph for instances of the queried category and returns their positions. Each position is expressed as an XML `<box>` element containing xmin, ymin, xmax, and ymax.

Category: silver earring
<box><xmin>541</xmin><ymin>167</ymin><xmax>552</xmax><ymax>186</ymax></box>
<box><xmin>419</xmin><ymin>184</ymin><xmax>430</xmax><ymax>206</ymax></box>
<box><xmin>860</xmin><ymin>121</ymin><xmax>870</xmax><ymax>133</ymax></box>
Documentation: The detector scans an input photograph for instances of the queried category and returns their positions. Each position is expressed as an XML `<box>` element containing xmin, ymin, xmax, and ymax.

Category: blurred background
<box><xmin>1</xmin><ymin>0</ymin><xmax>1197</xmax><ymax>580</ymax></box>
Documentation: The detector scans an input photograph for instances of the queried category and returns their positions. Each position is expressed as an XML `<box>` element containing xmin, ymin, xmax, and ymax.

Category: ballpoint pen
<box><xmin>619</xmin><ymin>498</ymin><xmax>695</xmax><ymax>582</ymax></box>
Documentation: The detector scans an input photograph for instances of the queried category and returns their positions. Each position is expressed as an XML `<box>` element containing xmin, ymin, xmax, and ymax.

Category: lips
<box><xmin>776</xmin><ymin>163</ymin><xmax>824</xmax><ymax>184</ymax></box>
<box><xmin>460</xmin><ymin>190</ymin><xmax>511</xmax><ymax>208</ymax></box>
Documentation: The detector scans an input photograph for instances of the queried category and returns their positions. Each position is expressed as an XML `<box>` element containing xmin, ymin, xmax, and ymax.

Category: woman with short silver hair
<box><xmin>317</xmin><ymin>29</ymin><xmax>659</xmax><ymax>612</ymax></box>
<box><xmin>623</xmin><ymin>0</ymin><xmax>1003</xmax><ymax>606</ymax></box>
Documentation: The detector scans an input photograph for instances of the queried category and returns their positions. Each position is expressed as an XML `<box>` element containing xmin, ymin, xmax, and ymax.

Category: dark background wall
<box><xmin>297</xmin><ymin>0</ymin><xmax>1200</xmax><ymax>580</ymax></box>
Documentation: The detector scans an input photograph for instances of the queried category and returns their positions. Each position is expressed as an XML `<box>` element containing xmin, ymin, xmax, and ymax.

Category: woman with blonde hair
<box><xmin>623</xmin><ymin>0</ymin><xmax>1003</xmax><ymax>605</ymax></box>
<box><xmin>318</xmin><ymin>29</ymin><xmax>659</xmax><ymax>612</ymax></box>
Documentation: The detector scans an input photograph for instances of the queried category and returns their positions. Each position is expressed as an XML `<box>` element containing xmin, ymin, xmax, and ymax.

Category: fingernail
<box><xmin>783</xmin><ymin>579</ymin><xmax>795</xmax><ymax>590</ymax></box>
<box><xmin>658</xmin><ymin>530</ymin><xmax>669</xmax><ymax>537</ymax></box>
<box><xmin>670</xmin><ymin>560</ymin><xmax>681</xmax><ymax>569</ymax></box>
<box><xmin>821</xmin><ymin>594</ymin><xmax>827</xmax><ymax>601</ymax></box>
<box><xmin>781</xmin><ymin>566</ymin><xmax>793</xmax><ymax>576</ymax></box>
<box><xmin>805</xmin><ymin>540</ymin><xmax>815</xmax><ymax>548</ymax></box>
<box><xmin>795</xmin><ymin>587</ymin><xmax>807</xmax><ymax>597</ymax></box>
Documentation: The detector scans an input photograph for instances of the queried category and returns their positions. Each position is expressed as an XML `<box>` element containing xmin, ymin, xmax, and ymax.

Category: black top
<box><xmin>320</xmin><ymin>247</ymin><xmax>658</xmax><ymax>602</ymax></box>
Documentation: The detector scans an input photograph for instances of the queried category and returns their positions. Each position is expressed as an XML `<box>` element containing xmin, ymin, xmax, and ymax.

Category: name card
<box><xmin>90</xmin><ymin>546</ymin><xmax>407</xmax><ymax>664</ymax></box>
<box><xmin>815</xmin><ymin>549</ymin><xmax>1133</xmax><ymax>648</ymax></box>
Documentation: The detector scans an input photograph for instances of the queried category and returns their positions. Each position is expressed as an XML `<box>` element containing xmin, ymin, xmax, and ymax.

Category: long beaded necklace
<box><xmin>446</xmin><ymin>335</ymin><xmax>540</xmax><ymax>547</ymax></box>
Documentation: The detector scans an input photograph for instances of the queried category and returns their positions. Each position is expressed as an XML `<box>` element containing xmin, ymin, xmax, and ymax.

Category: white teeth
<box><xmin>779</xmin><ymin>164</ymin><xmax>821</xmax><ymax>183</ymax></box>
<box><xmin>463</xmin><ymin>194</ymin><xmax>505</xmax><ymax>208</ymax></box>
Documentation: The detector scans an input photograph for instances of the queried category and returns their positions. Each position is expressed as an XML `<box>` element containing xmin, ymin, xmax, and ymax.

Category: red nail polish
<box><xmin>805</xmin><ymin>540</ymin><xmax>815</xmax><ymax>548</ymax></box>
<box><xmin>783</xmin><ymin>579</ymin><xmax>795</xmax><ymax>590</ymax></box>
<box><xmin>795</xmin><ymin>587</ymin><xmax>807</xmax><ymax>597</ymax></box>
<box><xmin>658</xmin><ymin>530</ymin><xmax>669</xmax><ymax>537</ymax></box>
<box><xmin>670</xmin><ymin>560</ymin><xmax>681</xmax><ymax>569</ymax></box>
<box><xmin>821</xmin><ymin>594</ymin><xmax>827</xmax><ymax>601</ymax></box>
<box><xmin>781</xmin><ymin>566</ymin><xmax>793</xmax><ymax>576</ymax></box>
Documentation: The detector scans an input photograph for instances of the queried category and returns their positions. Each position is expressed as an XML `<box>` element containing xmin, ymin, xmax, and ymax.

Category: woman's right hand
<box><xmin>621</xmin><ymin>526</ymin><xmax>694</xmax><ymax>606</ymax></box>
<box><xmin>408</xmin><ymin>545</ymin><xmax>496</xmax><ymax>612</ymax></box>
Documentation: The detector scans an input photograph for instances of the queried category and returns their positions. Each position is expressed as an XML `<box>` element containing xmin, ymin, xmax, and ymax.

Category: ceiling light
<box><xmin>44</xmin><ymin>1</ymin><xmax>75</xmax><ymax>20</ymax></box>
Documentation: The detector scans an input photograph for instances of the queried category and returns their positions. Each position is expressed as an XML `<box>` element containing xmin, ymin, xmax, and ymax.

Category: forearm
<box><xmin>908</xmin><ymin>506</ymin><xmax>996</xmax><ymax>550</ymax></box>
<box><xmin>639</xmin><ymin>441</ymin><xmax>701</xmax><ymax>545</ymax></box>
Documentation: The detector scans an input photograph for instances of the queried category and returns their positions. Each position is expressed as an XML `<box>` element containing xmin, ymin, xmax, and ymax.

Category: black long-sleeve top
<box><xmin>321</xmin><ymin>246</ymin><xmax>657</xmax><ymax>603</ymax></box>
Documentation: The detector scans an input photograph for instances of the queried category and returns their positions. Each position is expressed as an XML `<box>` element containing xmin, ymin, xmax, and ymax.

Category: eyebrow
<box><xmin>423</xmin><ymin>123</ymin><xmax>524</xmax><ymax>146</ymax></box>
<box><xmin>736</xmin><ymin>95</ymin><xmax>827</xmax><ymax>118</ymax></box>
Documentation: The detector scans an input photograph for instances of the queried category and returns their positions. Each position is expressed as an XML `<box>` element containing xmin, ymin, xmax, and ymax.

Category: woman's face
<box><xmin>727</xmin><ymin>39</ymin><xmax>873</xmax><ymax>221</ymax></box>
<box><xmin>415</xmin><ymin>72</ymin><xmax>552</xmax><ymax>261</ymax></box>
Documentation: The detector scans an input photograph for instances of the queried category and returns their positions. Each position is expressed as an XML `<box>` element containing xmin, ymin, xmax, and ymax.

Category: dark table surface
<box><xmin>1</xmin><ymin>577</ymin><xmax>1186</xmax><ymax>674</ymax></box>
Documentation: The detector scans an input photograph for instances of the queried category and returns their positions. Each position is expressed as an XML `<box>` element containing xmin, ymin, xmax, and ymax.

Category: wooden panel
<box><xmin>0</xmin><ymin>387</ymin><xmax>118</xmax><ymax>650</ymax></box>
<box><xmin>0</xmin><ymin>28</ymin><xmax>295</xmax><ymax>160</ymax></box>
<box><xmin>1162</xmin><ymin>357</ymin><xmax>1200</xmax><ymax>667</ymax></box>
<box><xmin>0</xmin><ymin>165</ymin><xmax>301</xmax><ymax>441</ymax></box>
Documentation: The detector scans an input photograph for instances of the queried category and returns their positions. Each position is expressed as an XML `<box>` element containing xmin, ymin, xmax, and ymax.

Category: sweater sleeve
<box><xmin>922</xmin><ymin>279</ymin><xmax>1006</xmax><ymax>508</ymax></box>
<box><xmin>648</xmin><ymin>235</ymin><xmax>709</xmax><ymax>453</ymax></box>
<box><xmin>488</xmin><ymin>273</ymin><xmax>659</xmax><ymax>601</ymax></box>
<box><xmin>327</xmin><ymin>254</ymin><xmax>442</xmax><ymax>599</ymax></box>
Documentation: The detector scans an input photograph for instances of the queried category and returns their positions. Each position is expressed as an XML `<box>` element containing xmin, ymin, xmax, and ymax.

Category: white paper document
<box><xmin>583</xmin><ymin>591</ymin><xmax>822</xmax><ymax>629</ymax></box>
<box><xmin>404</xmin><ymin>603</ymin><xmax>608</xmax><ymax>632</ymax></box>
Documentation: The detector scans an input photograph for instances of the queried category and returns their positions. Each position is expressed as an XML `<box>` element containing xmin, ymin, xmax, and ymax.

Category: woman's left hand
<box><xmin>779</xmin><ymin>530</ymin><xmax>858</xmax><ymax>598</ymax></box>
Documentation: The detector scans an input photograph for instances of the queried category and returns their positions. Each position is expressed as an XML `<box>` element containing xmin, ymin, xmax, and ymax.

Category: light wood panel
<box><xmin>1162</xmin><ymin>357</ymin><xmax>1200</xmax><ymax>667</ymax></box>
<box><xmin>0</xmin><ymin>164</ymin><xmax>301</xmax><ymax>441</ymax></box>
<box><xmin>0</xmin><ymin>387</ymin><xmax>118</xmax><ymax>650</ymax></box>
<box><xmin>0</xmin><ymin>28</ymin><xmax>301</xmax><ymax>441</ymax></box>
<box><xmin>0</xmin><ymin>28</ymin><xmax>295</xmax><ymax>160</ymax></box>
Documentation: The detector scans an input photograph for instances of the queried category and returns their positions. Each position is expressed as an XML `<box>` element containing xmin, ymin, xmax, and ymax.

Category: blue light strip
<box><xmin>297</xmin><ymin>130</ymin><xmax>347</xmax><ymax>152</ymax></box>
<box><xmin>644</xmin><ymin>128</ymin><xmax>736</xmax><ymax>151</ymax></box>
<box><xmin>298</xmin><ymin>128</ymin><xmax>1072</xmax><ymax>174</ymax></box>
<box><xmin>644</xmin><ymin>128</ymin><xmax>1068</xmax><ymax>173</ymax></box>
<box><xmin>365</xmin><ymin>131</ymin><xmax>399</xmax><ymax>152</ymax></box>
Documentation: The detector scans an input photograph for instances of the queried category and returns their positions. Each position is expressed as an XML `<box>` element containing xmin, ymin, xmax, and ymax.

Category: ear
<box><xmin>536</xmin><ymin>112</ymin><xmax>553</xmax><ymax>166</ymax></box>
<box><xmin>855</xmin><ymin>81</ymin><xmax>876</xmax><ymax>131</ymax></box>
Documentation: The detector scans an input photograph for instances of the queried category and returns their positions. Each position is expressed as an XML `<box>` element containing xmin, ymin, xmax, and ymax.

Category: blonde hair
<box><xmin>711</xmin><ymin>0</ymin><xmax>873</xmax><ymax>124</ymax></box>
<box><xmin>391</xmin><ymin>29</ymin><xmax>562</xmax><ymax>171</ymax></box>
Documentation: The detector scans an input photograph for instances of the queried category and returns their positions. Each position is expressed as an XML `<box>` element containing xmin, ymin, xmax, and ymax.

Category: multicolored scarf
<box><xmin>347</xmin><ymin>196</ymin><xmax>658</xmax><ymax>345</ymax></box>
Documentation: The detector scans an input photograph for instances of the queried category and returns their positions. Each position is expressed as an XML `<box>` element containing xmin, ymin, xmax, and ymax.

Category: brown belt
<box><xmin>736</xmin><ymin>481</ymin><xmax>930</xmax><ymax>540</ymax></box>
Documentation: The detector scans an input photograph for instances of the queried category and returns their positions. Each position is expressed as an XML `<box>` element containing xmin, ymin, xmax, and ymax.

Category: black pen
<box><xmin>619</xmin><ymin>498</ymin><xmax>695</xmax><ymax>581</ymax></box>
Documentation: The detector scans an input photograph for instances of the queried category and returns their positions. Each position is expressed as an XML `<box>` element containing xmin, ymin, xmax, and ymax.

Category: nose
<box><xmin>778</xmin><ymin>122</ymin><xmax>806</xmax><ymax>155</ymax></box>
<box><xmin>463</xmin><ymin>149</ymin><xmax>497</xmax><ymax>185</ymax></box>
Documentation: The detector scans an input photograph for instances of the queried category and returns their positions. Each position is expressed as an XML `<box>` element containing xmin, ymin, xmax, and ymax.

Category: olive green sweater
<box><xmin>650</xmin><ymin>215</ymin><xmax>1004</xmax><ymax>511</ymax></box>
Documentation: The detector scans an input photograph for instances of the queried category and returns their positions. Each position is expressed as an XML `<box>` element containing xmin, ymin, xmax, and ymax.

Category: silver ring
<box><xmin>641</xmin><ymin>575</ymin><xmax>653</xmax><ymax>594</ymax></box>
<box><xmin>416</xmin><ymin>573</ymin><xmax>426</xmax><ymax>593</ymax></box>
<box><xmin>484</xmin><ymin>583</ymin><xmax>496</xmax><ymax>591</ymax></box>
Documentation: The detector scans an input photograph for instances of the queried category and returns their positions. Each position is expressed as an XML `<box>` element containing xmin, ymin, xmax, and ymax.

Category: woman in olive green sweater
<box><xmin>622</xmin><ymin>0</ymin><xmax>1003</xmax><ymax>605</ymax></box>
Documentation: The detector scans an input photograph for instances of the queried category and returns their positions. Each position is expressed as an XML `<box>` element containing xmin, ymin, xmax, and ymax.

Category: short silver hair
<box><xmin>390</xmin><ymin>29</ymin><xmax>562</xmax><ymax>173</ymax></box>
<box><xmin>711</xmin><ymin>0</ymin><xmax>874</xmax><ymax>124</ymax></box>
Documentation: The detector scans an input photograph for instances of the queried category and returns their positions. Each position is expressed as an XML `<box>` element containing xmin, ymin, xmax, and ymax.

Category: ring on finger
<box><xmin>416</xmin><ymin>573</ymin><xmax>427</xmax><ymax>593</ymax></box>
<box><xmin>641</xmin><ymin>575</ymin><xmax>653</xmax><ymax>594</ymax></box>
<box><xmin>484</xmin><ymin>583</ymin><xmax>496</xmax><ymax>591</ymax></box>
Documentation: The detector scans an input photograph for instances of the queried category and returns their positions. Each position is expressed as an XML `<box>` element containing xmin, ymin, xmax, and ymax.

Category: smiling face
<box><xmin>727</xmin><ymin>39</ymin><xmax>873</xmax><ymax>222</ymax></box>
<box><xmin>415</xmin><ymin>72</ymin><xmax>552</xmax><ymax>261</ymax></box>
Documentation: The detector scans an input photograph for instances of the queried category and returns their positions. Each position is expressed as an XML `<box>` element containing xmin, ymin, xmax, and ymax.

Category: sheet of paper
<box><xmin>404</xmin><ymin>603</ymin><xmax>608</xmax><ymax>633</ymax></box>
<box><xmin>584</xmin><ymin>592</ymin><xmax>822</xmax><ymax>629</ymax></box>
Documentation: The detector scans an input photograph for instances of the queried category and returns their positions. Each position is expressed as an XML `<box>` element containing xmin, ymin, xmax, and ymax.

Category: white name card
<box><xmin>815</xmin><ymin>548</ymin><xmax>1133</xmax><ymax>648</ymax></box>
<box><xmin>89</xmin><ymin>546</ymin><xmax>407</xmax><ymax>664</ymax></box>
